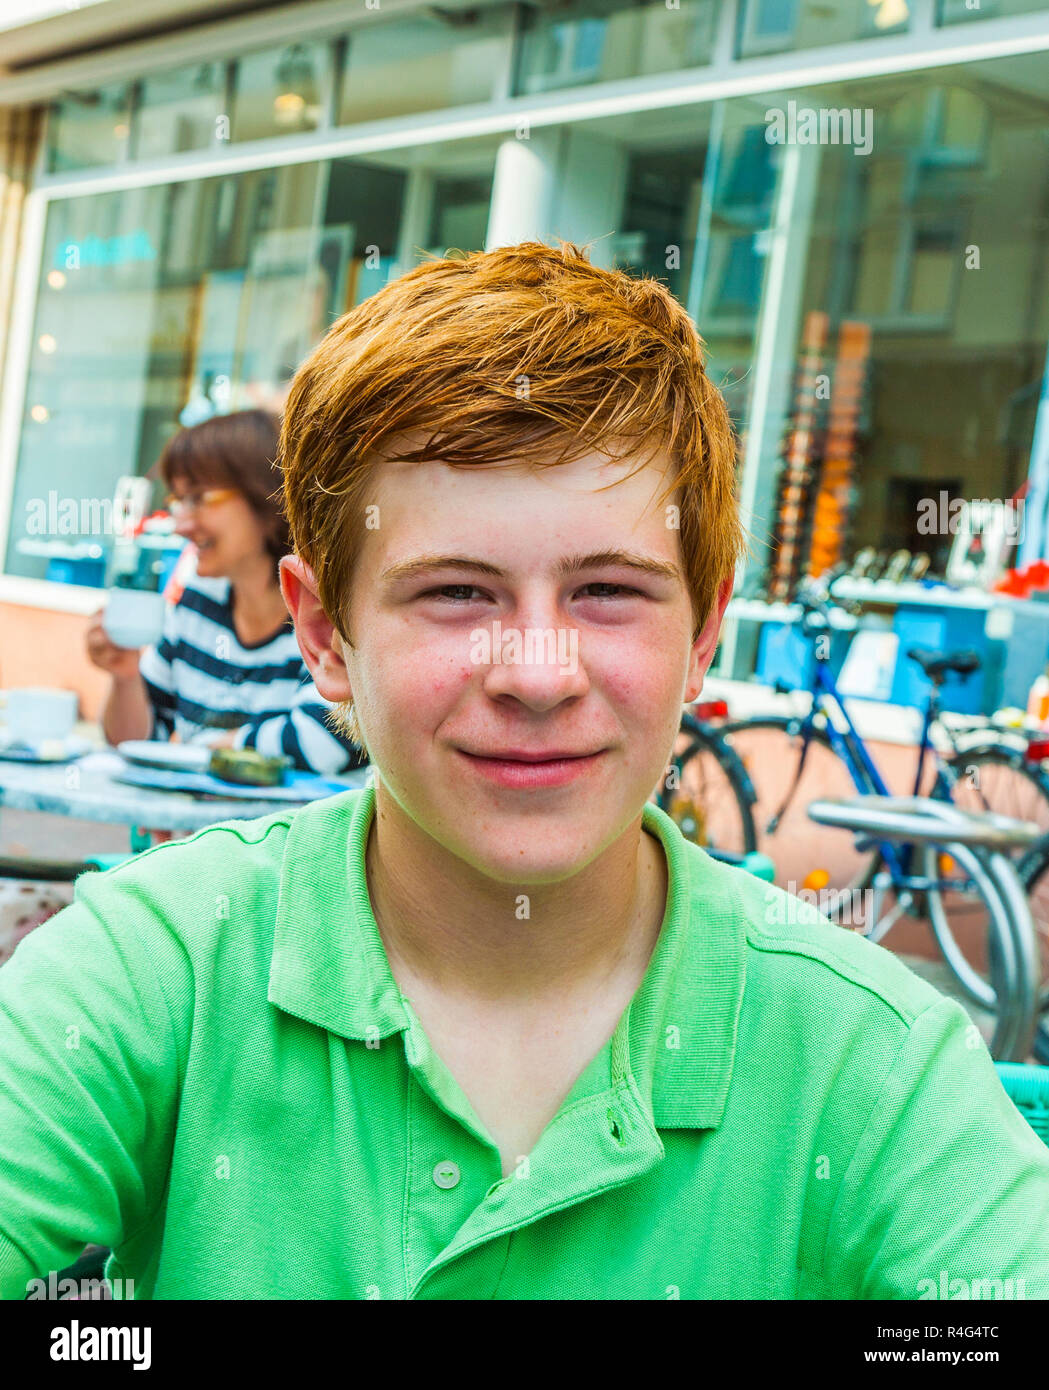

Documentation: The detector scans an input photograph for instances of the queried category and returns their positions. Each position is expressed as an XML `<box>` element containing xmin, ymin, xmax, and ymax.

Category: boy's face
<box><xmin>282</xmin><ymin>443</ymin><xmax>731</xmax><ymax>883</ymax></box>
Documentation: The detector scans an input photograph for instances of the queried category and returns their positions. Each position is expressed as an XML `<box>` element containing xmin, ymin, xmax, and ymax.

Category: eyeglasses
<box><xmin>165</xmin><ymin>488</ymin><xmax>238</xmax><ymax>517</ymax></box>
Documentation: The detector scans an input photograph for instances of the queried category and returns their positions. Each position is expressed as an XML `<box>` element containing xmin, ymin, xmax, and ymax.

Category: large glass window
<box><xmin>133</xmin><ymin>62</ymin><xmax>228</xmax><ymax>160</ymax></box>
<box><xmin>739</xmin><ymin>58</ymin><xmax>1049</xmax><ymax>598</ymax></box>
<box><xmin>534</xmin><ymin>103</ymin><xmax>774</xmax><ymax>449</ymax></box>
<box><xmin>337</xmin><ymin>10</ymin><xmax>510</xmax><ymax>124</ymax></box>
<box><xmin>940</xmin><ymin>0</ymin><xmax>1049</xmax><ymax>21</ymax></box>
<box><xmin>426</xmin><ymin>173</ymin><xmax>496</xmax><ymax>256</ymax></box>
<box><xmin>46</xmin><ymin>82</ymin><xmax>132</xmax><ymax>173</ymax></box>
<box><xmin>6</xmin><ymin>143</ymin><xmax>498</xmax><ymax>587</ymax></box>
<box><xmin>515</xmin><ymin>0</ymin><xmax>720</xmax><ymax>94</ymax></box>
<box><xmin>523</xmin><ymin>52</ymin><xmax>1049</xmax><ymax>616</ymax></box>
<box><xmin>737</xmin><ymin>0</ymin><xmax>909</xmax><ymax>58</ymax></box>
<box><xmin>230</xmin><ymin>42</ymin><xmax>327</xmax><ymax>142</ymax></box>
<box><xmin>569</xmin><ymin>103</ymin><xmax>776</xmax><ymax>434</ymax></box>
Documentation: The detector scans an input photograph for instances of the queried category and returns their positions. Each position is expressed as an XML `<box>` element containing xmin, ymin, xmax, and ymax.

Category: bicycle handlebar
<box><xmin>807</xmin><ymin>795</ymin><xmax>1042</xmax><ymax>851</ymax></box>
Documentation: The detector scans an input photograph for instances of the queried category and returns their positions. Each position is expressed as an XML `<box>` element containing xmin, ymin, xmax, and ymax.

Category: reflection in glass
<box><xmin>757</xmin><ymin>66</ymin><xmax>1048</xmax><ymax>585</ymax></box>
<box><xmin>940</xmin><ymin>0</ymin><xmax>1049</xmax><ymax>22</ymax></box>
<box><xmin>425</xmin><ymin>174</ymin><xmax>496</xmax><ymax>257</ymax></box>
<box><xmin>231</xmin><ymin>43</ymin><xmax>325</xmax><ymax>141</ymax></box>
<box><xmin>5</xmin><ymin>159</ymin><xmax>406</xmax><ymax>585</ymax></box>
<box><xmin>338</xmin><ymin>11</ymin><xmax>507</xmax><ymax>124</ymax></box>
<box><xmin>47</xmin><ymin>83</ymin><xmax>132</xmax><ymax>173</ymax></box>
<box><xmin>611</xmin><ymin>146</ymin><xmax>708</xmax><ymax>305</ymax></box>
<box><xmin>737</xmin><ymin>0</ymin><xmax>909</xmax><ymax>58</ymax></box>
<box><xmin>515</xmin><ymin>0</ymin><xmax>719</xmax><ymax>94</ymax></box>
<box><xmin>135</xmin><ymin>63</ymin><xmax>227</xmax><ymax>159</ymax></box>
<box><xmin>8</xmin><ymin>139</ymin><xmax>502</xmax><ymax>586</ymax></box>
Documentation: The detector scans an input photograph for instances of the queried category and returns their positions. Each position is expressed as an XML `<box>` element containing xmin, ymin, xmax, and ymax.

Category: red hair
<box><xmin>280</xmin><ymin>240</ymin><xmax>745</xmax><ymax>645</ymax></box>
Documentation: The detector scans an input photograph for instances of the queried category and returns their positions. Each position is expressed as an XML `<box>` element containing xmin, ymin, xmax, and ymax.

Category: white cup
<box><xmin>5</xmin><ymin>687</ymin><xmax>78</xmax><ymax>743</ymax></box>
<box><xmin>103</xmin><ymin>589</ymin><xmax>167</xmax><ymax>650</ymax></box>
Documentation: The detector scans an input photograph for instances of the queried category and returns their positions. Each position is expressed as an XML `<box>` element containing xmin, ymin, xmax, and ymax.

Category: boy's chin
<box><xmin>453</xmin><ymin>824</ymin><xmax>624</xmax><ymax>886</ymax></box>
<box><xmin>468</xmin><ymin>852</ymin><xmax>595</xmax><ymax>887</ymax></box>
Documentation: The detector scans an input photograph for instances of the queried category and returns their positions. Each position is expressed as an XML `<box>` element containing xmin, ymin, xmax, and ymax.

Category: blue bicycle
<box><xmin>720</xmin><ymin>568</ymin><xmax>1049</xmax><ymax>1050</ymax></box>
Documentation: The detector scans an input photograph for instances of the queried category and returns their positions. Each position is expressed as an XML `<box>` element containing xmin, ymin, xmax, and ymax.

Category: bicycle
<box><xmin>974</xmin><ymin>723</ymin><xmax>1049</xmax><ymax>1063</ymax></box>
<box><xmin>652</xmin><ymin>700</ymin><xmax>757</xmax><ymax>857</ymax></box>
<box><xmin>1010</xmin><ymin>830</ymin><xmax>1049</xmax><ymax>1063</ymax></box>
<box><xmin>807</xmin><ymin>794</ymin><xmax>1040</xmax><ymax>1061</ymax></box>
<box><xmin>719</xmin><ymin>567</ymin><xmax>1049</xmax><ymax>1010</ymax></box>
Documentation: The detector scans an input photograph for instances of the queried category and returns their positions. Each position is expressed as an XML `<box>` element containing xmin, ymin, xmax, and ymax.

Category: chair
<box><xmin>0</xmin><ymin>852</ymin><xmax>133</xmax><ymax>882</ymax></box>
<box><xmin>995</xmin><ymin>1062</ymin><xmax>1049</xmax><ymax>1147</ymax></box>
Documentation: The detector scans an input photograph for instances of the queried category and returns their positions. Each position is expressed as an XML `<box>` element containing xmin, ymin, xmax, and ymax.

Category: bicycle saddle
<box><xmin>906</xmin><ymin>647</ymin><xmax>981</xmax><ymax>681</ymax></box>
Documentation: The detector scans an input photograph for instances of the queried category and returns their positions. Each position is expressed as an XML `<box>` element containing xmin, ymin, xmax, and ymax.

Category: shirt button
<box><xmin>432</xmin><ymin>1160</ymin><xmax>461</xmax><ymax>1190</ymax></box>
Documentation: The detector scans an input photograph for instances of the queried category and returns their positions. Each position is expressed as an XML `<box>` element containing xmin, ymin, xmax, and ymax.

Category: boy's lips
<box><xmin>457</xmin><ymin>747</ymin><xmax>604</xmax><ymax>762</ymax></box>
<box><xmin>455</xmin><ymin>747</ymin><xmax>608</xmax><ymax>789</ymax></box>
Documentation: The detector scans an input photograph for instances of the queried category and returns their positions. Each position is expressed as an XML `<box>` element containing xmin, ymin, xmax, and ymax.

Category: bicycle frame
<box><xmin>782</xmin><ymin>643</ymin><xmax>954</xmax><ymax>886</ymax></box>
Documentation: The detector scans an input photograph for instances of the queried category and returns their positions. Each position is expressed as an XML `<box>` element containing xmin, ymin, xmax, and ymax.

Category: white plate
<box><xmin>0</xmin><ymin>731</ymin><xmax>94</xmax><ymax>762</ymax></box>
<box><xmin>117</xmin><ymin>740</ymin><xmax>213</xmax><ymax>774</ymax></box>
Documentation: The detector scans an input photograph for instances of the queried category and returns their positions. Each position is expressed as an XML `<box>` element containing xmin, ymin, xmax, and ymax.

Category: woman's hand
<box><xmin>184</xmin><ymin>728</ymin><xmax>239</xmax><ymax>750</ymax></box>
<box><xmin>85</xmin><ymin>608</ymin><xmax>142</xmax><ymax>681</ymax></box>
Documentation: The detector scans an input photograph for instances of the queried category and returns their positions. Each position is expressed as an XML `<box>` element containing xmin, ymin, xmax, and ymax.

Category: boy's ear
<box><xmin>279</xmin><ymin>555</ymin><xmax>354</xmax><ymax>703</ymax></box>
<box><xmin>683</xmin><ymin>575</ymin><xmax>733</xmax><ymax>704</ymax></box>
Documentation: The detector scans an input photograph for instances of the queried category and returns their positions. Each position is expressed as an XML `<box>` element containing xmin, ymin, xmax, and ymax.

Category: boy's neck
<box><xmin>364</xmin><ymin>786</ymin><xmax>668</xmax><ymax>1008</ymax></box>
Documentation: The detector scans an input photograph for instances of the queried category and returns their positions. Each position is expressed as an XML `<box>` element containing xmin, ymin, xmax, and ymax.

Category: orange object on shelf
<box><xmin>769</xmin><ymin>310</ymin><xmax>830</xmax><ymax>601</ymax></box>
<box><xmin>805</xmin><ymin>320</ymin><xmax>871</xmax><ymax>579</ymax></box>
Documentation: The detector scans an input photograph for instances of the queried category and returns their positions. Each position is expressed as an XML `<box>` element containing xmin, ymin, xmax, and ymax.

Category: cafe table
<box><xmin>0</xmin><ymin>746</ymin><xmax>371</xmax><ymax>877</ymax></box>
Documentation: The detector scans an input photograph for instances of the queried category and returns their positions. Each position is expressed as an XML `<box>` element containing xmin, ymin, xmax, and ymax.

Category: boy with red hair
<box><xmin>1</xmin><ymin>243</ymin><xmax>1047</xmax><ymax>1300</ymax></box>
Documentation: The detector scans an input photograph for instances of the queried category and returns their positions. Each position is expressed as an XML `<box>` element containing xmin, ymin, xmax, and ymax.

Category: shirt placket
<box><xmin>399</xmin><ymin>1005</ymin><xmax>504</xmax><ymax>1294</ymax></box>
<box><xmin>409</xmin><ymin>1073</ymin><xmax>666</xmax><ymax>1300</ymax></box>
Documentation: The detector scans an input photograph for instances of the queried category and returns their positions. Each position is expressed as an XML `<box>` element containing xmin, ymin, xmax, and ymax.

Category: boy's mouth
<box><xmin>460</xmin><ymin>747</ymin><xmax>603</xmax><ymax>762</ymax></box>
<box><xmin>455</xmin><ymin>747</ymin><xmax>607</xmax><ymax>789</ymax></box>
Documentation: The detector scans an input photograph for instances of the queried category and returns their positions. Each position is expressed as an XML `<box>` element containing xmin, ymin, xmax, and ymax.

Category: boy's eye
<box><xmin>418</xmin><ymin>582</ymin><xmax>643</xmax><ymax>602</ymax></box>
<box><xmin>578</xmin><ymin>583</ymin><xmax>641</xmax><ymax>598</ymax></box>
<box><xmin>423</xmin><ymin>585</ymin><xmax>486</xmax><ymax>602</ymax></box>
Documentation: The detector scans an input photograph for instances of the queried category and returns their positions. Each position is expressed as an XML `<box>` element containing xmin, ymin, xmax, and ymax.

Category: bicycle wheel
<box><xmin>933</xmin><ymin>745</ymin><xmax>1049</xmax><ymax>1018</ymax></box>
<box><xmin>656</xmin><ymin>718</ymin><xmax>756</xmax><ymax>856</ymax></box>
<box><xmin>924</xmin><ymin>831</ymin><xmax>1037</xmax><ymax>1010</ymax></box>
<box><xmin>946</xmin><ymin>742</ymin><xmax>1049</xmax><ymax>837</ymax></box>
<box><xmin>722</xmin><ymin>715</ymin><xmax>880</xmax><ymax>910</ymax></box>
<box><xmin>1016</xmin><ymin>839</ymin><xmax>1049</xmax><ymax>1062</ymax></box>
<box><xmin>920</xmin><ymin>839</ymin><xmax>1034</xmax><ymax>1061</ymax></box>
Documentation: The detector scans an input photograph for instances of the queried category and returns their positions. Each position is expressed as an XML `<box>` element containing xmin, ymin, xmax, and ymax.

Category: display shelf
<box><xmin>728</xmin><ymin>596</ymin><xmax>857</xmax><ymax>629</ymax></box>
<box><xmin>15</xmin><ymin>539</ymin><xmax>105</xmax><ymax>560</ymax></box>
<box><xmin>832</xmin><ymin>577</ymin><xmax>1049</xmax><ymax>615</ymax></box>
<box><xmin>731</xmin><ymin>580</ymin><xmax>1049</xmax><ymax>617</ymax></box>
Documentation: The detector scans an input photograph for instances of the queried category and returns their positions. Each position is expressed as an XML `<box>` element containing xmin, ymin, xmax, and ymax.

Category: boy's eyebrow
<box><xmin>380</xmin><ymin>550</ymin><xmax>683</xmax><ymax>584</ymax></box>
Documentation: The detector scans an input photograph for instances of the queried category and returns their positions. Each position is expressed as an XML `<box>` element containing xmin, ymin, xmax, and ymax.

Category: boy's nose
<box><xmin>480</xmin><ymin>629</ymin><xmax>588</xmax><ymax>711</ymax></box>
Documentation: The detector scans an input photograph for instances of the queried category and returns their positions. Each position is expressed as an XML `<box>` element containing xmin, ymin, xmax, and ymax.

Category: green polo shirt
<box><xmin>1</xmin><ymin>785</ymin><xmax>1048</xmax><ymax>1300</ymax></box>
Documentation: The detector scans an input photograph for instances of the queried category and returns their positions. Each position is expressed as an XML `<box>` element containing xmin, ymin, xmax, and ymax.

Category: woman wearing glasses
<box><xmin>85</xmin><ymin>409</ymin><xmax>367</xmax><ymax>776</ymax></box>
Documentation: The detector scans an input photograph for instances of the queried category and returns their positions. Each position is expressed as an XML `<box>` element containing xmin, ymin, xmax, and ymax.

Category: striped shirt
<box><xmin>138</xmin><ymin>571</ymin><xmax>367</xmax><ymax>776</ymax></box>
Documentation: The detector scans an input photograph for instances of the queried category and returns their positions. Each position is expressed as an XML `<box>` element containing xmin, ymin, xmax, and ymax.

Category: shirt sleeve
<box><xmin>821</xmin><ymin>995</ymin><xmax>1049</xmax><ymax>1300</ymax></box>
<box><xmin>136</xmin><ymin>598</ymin><xmax>180</xmax><ymax>742</ymax></box>
<box><xmin>0</xmin><ymin>882</ymin><xmax>185</xmax><ymax>1300</ymax></box>
<box><xmin>230</xmin><ymin>679</ymin><xmax>368</xmax><ymax>776</ymax></box>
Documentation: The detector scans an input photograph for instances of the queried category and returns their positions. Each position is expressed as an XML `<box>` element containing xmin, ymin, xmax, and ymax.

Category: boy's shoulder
<box><xmin>684</xmin><ymin>841</ymin><xmax>949</xmax><ymax>1030</ymax></box>
<box><xmin>70</xmin><ymin>794</ymin><xmax>353</xmax><ymax>951</ymax></box>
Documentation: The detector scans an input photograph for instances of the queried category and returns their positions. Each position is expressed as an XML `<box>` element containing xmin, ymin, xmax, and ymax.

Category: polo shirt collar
<box><xmin>269</xmin><ymin>784</ymin><xmax>408</xmax><ymax>1043</ymax></box>
<box><xmin>268</xmin><ymin>784</ymin><xmax>746</xmax><ymax>1133</ymax></box>
<box><xmin>635</xmin><ymin>798</ymin><xmax>747</xmax><ymax>1130</ymax></box>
